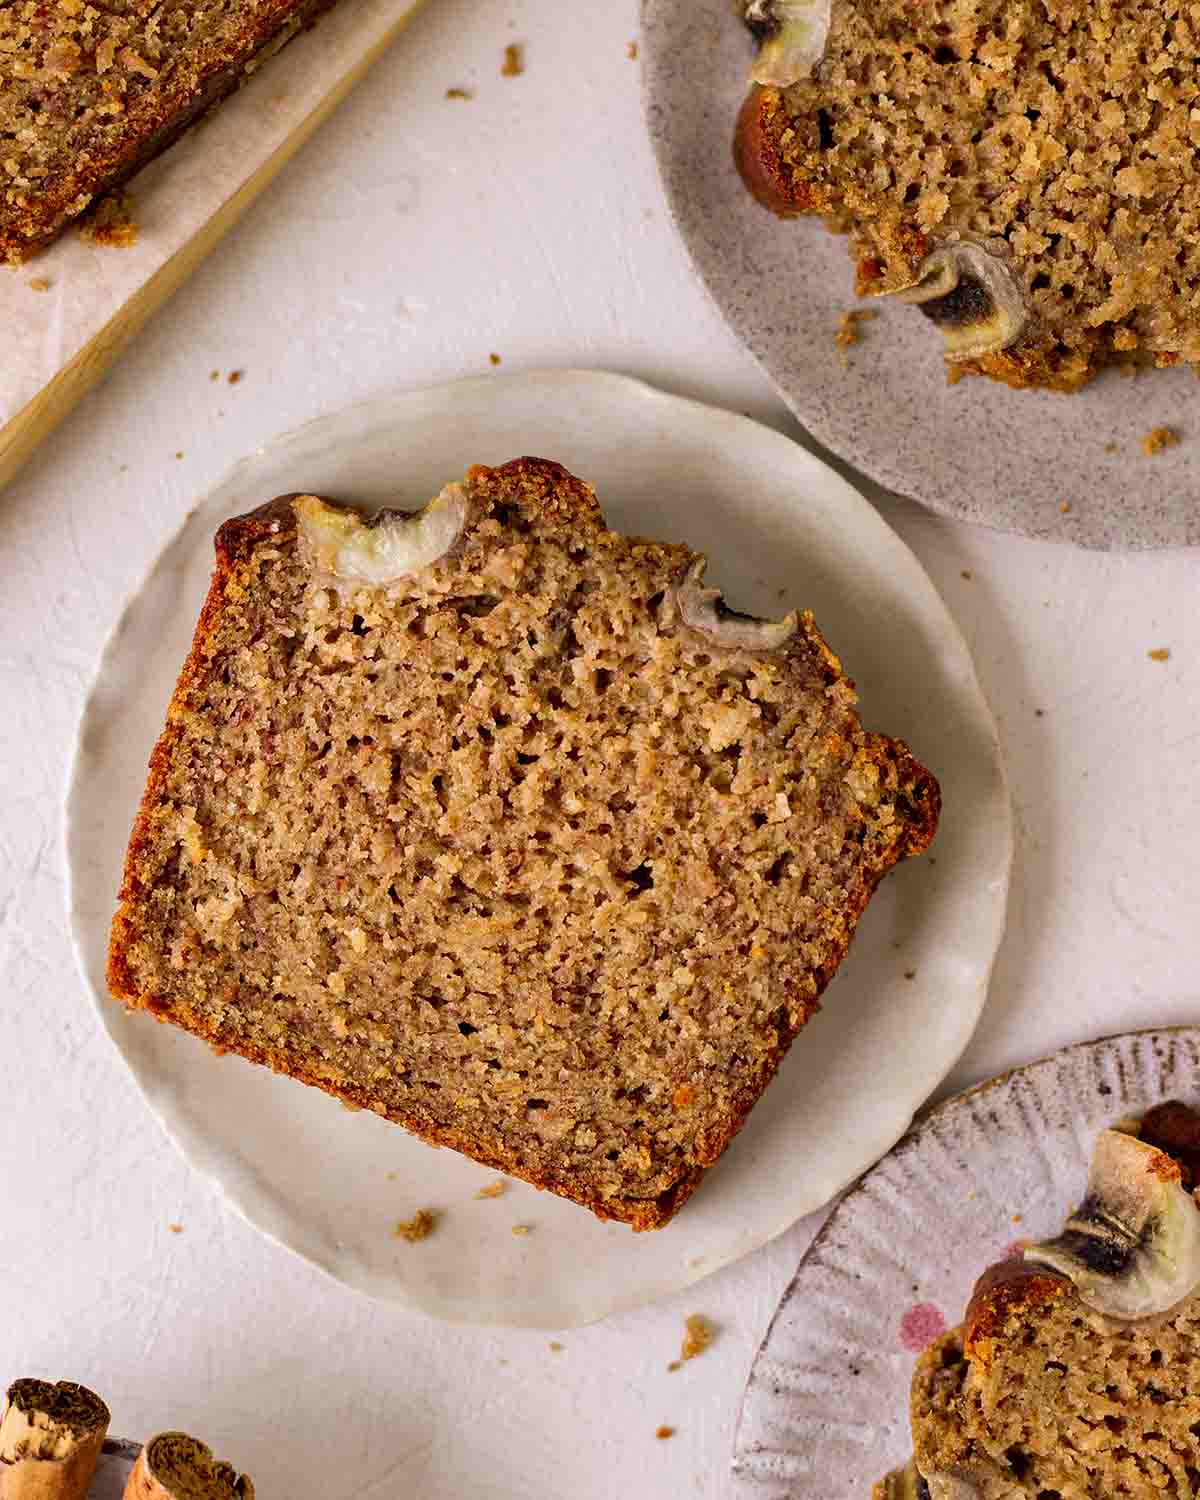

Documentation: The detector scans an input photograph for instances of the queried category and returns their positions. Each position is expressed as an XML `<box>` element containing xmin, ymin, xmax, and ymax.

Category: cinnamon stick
<box><xmin>0</xmin><ymin>1379</ymin><xmax>110</xmax><ymax>1500</ymax></box>
<box><xmin>123</xmin><ymin>1433</ymin><xmax>253</xmax><ymax>1500</ymax></box>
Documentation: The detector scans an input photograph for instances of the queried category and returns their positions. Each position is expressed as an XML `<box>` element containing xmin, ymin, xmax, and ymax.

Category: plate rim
<box><xmin>64</xmin><ymin>367</ymin><xmax>1013</xmax><ymax>1326</ymax></box>
<box><xmin>732</xmin><ymin>1022</ymin><xmax>1200</xmax><ymax>1487</ymax></box>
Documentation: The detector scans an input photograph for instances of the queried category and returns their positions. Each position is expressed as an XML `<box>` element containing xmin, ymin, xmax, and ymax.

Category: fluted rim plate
<box><xmin>732</xmin><ymin>1027</ymin><xmax>1200</xmax><ymax>1496</ymax></box>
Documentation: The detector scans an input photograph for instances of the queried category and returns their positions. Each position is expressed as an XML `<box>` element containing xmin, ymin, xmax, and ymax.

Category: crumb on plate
<box><xmin>395</xmin><ymin>1209</ymin><xmax>437</xmax><ymax>1243</ymax></box>
<box><xmin>228</xmin><ymin>369</ymin><xmax>245</xmax><ymax>386</ymax></box>
<box><xmin>627</xmin><ymin>40</ymin><xmax>639</xmax><ymax>59</ymax></box>
<box><xmin>656</xmin><ymin>1426</ymin><xmax>675</xmax><ymax>1440</ymax></box>
<box><xmin>1142</xmin><ymin>426</ymin><xmax>1180</xmax><ymax>456</ymax></box>
<box><xmin>475</xmin><ymin>1179</ymin><xmax>507</xmax><ymax>1199</ymax></box>
<box><xmin>835</xmin><ymin>307</ymin><xmax>877</xmax><ymax>349</ymax></box>
<box><xmin>168</xmin><ymin>1223</ymin><xmax>183</xmax><ymax>1234</ymax></box>
<box><xmin>1148</xmin><ymin>647</ymin><xmax>1171</xmax><ymax>662</ymax></box>
<box><xmin>27</xmin><ymin>276</ymin><xmax>51</xmax><ymax>292</ymax></box>
<box><xmin>446</xmin><ymin>86</ymin><xmax>474</xmax><ymax>99</ymax></box>
<box><xmin>511</xmin><ymin>1223</ymin><xmax>532</xmax><ymax>1237</ymax></box>
<box><xmin>501</xmin><ymin>42</ymin><xmax>524</xmax><ymax>76</ymax></box>
<box><xmin>489</xmin><ymin>352</ymin><xmax>502</xmax><ymax>366</ymax></box>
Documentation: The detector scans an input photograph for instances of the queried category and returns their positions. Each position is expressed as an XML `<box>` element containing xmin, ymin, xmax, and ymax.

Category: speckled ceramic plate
<box><xmin>641</xmin><ymin>0</ymin><xmax>1199</xmax><ymax>550</ymax></box>
<box><xmin>732</xmin><ymin>1027</ymin><xmax>1200</xmax><ymax>1497</ymax></box>
<box><xmin>66</xmin><ymin>370</ymin><xmax>1009</xmax><ymax>1328</ymax></box>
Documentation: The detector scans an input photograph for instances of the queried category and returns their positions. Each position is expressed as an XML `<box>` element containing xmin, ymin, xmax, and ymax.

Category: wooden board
<box><xmin>0</xmin><ymin>0</ymin><xmax>427</xmax><ymax>494</ymax></box>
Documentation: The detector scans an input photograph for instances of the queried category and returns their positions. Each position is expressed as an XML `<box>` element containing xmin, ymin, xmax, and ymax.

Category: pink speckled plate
<box><xmin>732</xmin><ymin>1027</ymin><xmax>1200</xmax><ymax>1497</ymax></box>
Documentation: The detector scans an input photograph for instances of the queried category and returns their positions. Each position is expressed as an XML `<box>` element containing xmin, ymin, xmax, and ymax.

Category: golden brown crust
<box><xmin>108</xmin><ymin>455</ymin><xmax>939</xmax><ymax>1230</ymax></box>
<box><xmin>733</xmin><ymin>87</ymin><xmax>828</xmax><ymax>217</ymax></box>
<box><xmin>0</xmin><ymin>0</ymin><xmax>337</xmax><ymax>264</ymax></box>
<box><xmin>962</xmin><ymin>1257</ymin><xmax>1071</xmax><ymax>1367</ymax></box>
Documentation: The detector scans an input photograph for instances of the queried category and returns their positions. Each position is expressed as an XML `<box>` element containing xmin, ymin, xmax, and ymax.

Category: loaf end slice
<box><xmin>109</xmin><ymin>457</ymin><xmax>938</xmax><ymax>1229</ymax></box>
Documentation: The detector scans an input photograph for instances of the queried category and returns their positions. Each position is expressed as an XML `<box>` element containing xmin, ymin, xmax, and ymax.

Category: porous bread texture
<box><xmin>108</xmin><ymin>457</ymin><xmax>938</xmax><ymax>1230</ymax></box>
<box><xmin>0</xmin><ymin>0</ymin><xmax>334</xmax><ymax>263</ymax></box>
<box><xmin>737</xmin><ymin>0</ymin><xmax>1200</xmax><ymax>391</ymax></box>
<box><xmin>911</xmin><ymin>1284</ymin><xmax>1200</xmax><ymax>1498</ymax></box>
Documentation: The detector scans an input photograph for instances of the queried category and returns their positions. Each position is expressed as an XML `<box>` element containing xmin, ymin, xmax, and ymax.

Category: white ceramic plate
<box><xmin>66</xmin><ymin>370</ymin><xmax>1010</xmax><ymax>1327</ymax></box>
<box><xmin>641</xmin><ymin>0</ymin><xmax>1200</xmax><ymax>550</ymax></box>
<box><xmin>732</xmin><ymin>1027</ymin><xmax>1200</xmax><ymax>1497</ymax></box>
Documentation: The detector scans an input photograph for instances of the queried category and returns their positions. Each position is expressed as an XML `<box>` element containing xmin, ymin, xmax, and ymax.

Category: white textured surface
<box><xmin>0</xmin><ymin>0</ymin><xmax>1197</xmax><ymax>1494</ymax></box>
<box><xmin>66</xmin><ymin>373</ymin><xmax>1008</xmax><ymax>1328</ymax></box>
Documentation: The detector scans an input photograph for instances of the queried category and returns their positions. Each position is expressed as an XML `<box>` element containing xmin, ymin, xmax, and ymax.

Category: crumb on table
<box><xmin>1103</xmin><ymin>440</ymin><xmax>1121</xmax><ymax>454</ymax></box>
<box><xmin>656</xmin><ymin>1426</ymin><xmax>675</xmax><ymax>1440</ymax></box>
<box><xmin>395</xmin><ymin>1209</ymin><xmax>437</xmax><ymax>1243</ymax></box>
<box><xmin>681</xmin><ymin>1314</ymin><xmax>715</xmax><ymax>1362</ymax></box>
<box><xmin>960</xmin><ymin>569</ymin><xmax>973</xmax><ymax>580</ymax></box>
<box><xmin>1059</xmin><ymin>500</ymin><xmax>1072</xmax><ymax>514</ymax></box>
<box><xmin>474</xmin><ymin>1179</ymin><xmax>507</xmax><ymax>1199</ymax></box>
<box><xmin>501</xmin><ymin>42</ymin><xmax>524</xmax><ymax>76</ymax></box>
<box><xmin>1141</xmin><ymin>425</ymin><xmax>1180</xmax><ymax>457</ymax></box>
<box><xmin>1148</xmin><ymin>647</ymin><xmax>1171</xmax><ymax>662</ymax></box>
<box><xmin>446</xmin><ymin>86</ymin><xmax>474</xmax><ymax>100</ymax></box>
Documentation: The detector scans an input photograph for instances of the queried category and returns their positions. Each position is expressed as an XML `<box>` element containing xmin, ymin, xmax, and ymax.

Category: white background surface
<box><xmin>1</xmin><ymin>1</ymin><xmax>1197</xmax><ymax>1496</ymax></box>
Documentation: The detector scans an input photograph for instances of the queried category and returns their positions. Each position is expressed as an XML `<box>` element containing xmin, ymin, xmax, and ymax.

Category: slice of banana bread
<box><xmin>0</xmin><ymin>0</ymin><xmax>337</xmax><ymax>263</ymax></box>
<box><xmin>108</xmin><ymin>457</ymin><xmax>939</xmax><ymax>1229</ymax></box>
<box><xmin>879</xmin><ymin>1103</ymin><xmax>1200</xmax><ymax>1498</ymax></box>
<box><xmin>735</xmin><ymin>0</ymin><xmax>1200</xmax><ymax>392</ymax></box>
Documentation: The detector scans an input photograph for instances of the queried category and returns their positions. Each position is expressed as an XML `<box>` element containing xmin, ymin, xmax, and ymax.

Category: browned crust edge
<box><xmin>0</xmin><ymin>0</ymin><xmax>338</xmax><ymax>264</ymax></box>
<box><xmin>962</xmin><ymin>1256</ymin><xmax>1071</xmax><ymax>1366</ymax></box>
<box><xmin>107</xmin><ymin>455</ymin><xmax>940</xmax><ymax>1231</ymax></box>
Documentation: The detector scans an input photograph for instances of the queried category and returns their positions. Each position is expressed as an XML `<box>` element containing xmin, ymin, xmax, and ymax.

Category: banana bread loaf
<box><xmin>108</xmin><ymin>457</ymin><xmax>939</xmax><ymax>1229</ymax></box>
<box><xmin>0</xmin><ymin>0</ymin><xmax>336</xmax><ymax>263</ymax></box>
<box><xmin>879</xmin><ymin>1102</ymin><xmax>1200</xmax><ymax>1497</ymax></box>
<box><xmin>735</xmin><ymin>0</ymin><xmax>1200</xmax><ymax>392</ymax></box>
